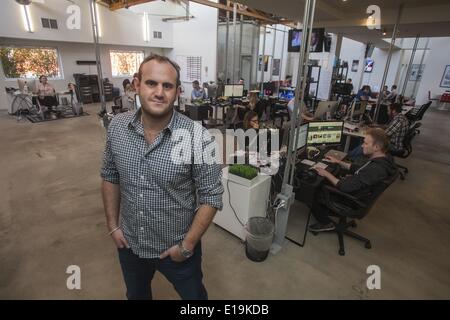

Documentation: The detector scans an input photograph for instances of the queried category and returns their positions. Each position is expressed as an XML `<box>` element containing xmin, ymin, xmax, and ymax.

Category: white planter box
<box><xmin>228</xmin><ymin>172</ymin><xmax>257</xmax><ymax>187</ymax></box>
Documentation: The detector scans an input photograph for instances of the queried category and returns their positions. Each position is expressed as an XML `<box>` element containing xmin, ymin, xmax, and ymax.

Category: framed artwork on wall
<box><xmin>439</xmin><ymin>65</ymin><xmax>450</xmax><ymax>88</ymax></box>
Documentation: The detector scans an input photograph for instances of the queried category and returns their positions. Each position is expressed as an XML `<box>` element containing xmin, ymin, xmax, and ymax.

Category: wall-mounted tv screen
<box><xmin>310</xmin><ymin>28</ymin><xmax>325</xmax><ymax>52</ymax></box>
<box><xmin>288</xmin><ymin>28</ymin><xmax>325</xmax><ymax>53</ymax></box>
<box><xmin>288</xmin><ymin>29</ymin><xmax>302</xmax><ymax>52</ymax></box>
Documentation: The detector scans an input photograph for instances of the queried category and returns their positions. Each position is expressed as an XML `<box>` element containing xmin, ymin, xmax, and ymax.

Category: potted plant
<box><xmin>228</xmin><ymin>164</ymin><xmax>259</xmax><ymax>187</ymax></box>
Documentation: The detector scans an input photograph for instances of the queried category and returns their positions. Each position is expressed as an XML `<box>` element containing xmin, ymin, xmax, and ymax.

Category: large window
<box><xmin>0</xmin><ymin>46</ymin><xmax>62</xmax><ymax>79</ymax></box>
<box><xmin>110</xmin><ymin>50</ymin><xmax>144</xmax><ymax>77</ymax></box>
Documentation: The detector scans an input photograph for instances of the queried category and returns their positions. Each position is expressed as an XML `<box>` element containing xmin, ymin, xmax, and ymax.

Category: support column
<box><xmin>374</xmin><ymin>4</ymin><xmax>403</xmax><ymax>122</ymax></box>
<box><xmin>401</xmin><ymin>34</ymin><xmax>420</xmax><ymax>96</ymax></box>
<box><xmin>260</xmin><ymin>25</ymin><xmax>267</xmax><ymax>94</ymax></box>
<box><xmin>89</xmin><ymin>0</ymin><xmax>106</xmax><ymax>112</ymax></box>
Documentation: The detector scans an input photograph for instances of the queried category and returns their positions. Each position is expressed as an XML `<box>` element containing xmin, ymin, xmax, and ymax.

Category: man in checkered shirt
<box><xmin>385</xmin><ymin>103</ymin><xmax>410</xmax><ymax>152</ymax></box>
<box><xmin>101</xmin><ymin>54</ymin><xmax>223</xmax><ymax>300</ymax></box>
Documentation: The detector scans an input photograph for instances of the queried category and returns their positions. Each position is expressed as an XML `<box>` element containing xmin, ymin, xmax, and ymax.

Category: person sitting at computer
<box><xmin>348</xmin><ymin>103</ymin><xmax>410</xmax><ymax>159</ymax></box>
<box><xmin>346</xmin><ymin>78</ymin><xmax>354</xmax><ymax>94</ymax></box>
<box><xmin>243</xmin><ymin>110</ymin><xmax>259</xmax><ymax>130</ymax></box>
<box><xmin>36</xmin><ymin>75</ymin><xmax>58</xmax><ymax>112</ymax></box>
<box><xmin>309</xmin><ymin>128</ymin><xmax>397</xmax><ymax>232</ymax></box>
<box><xmin>355</xmin><ymin>85</ymin><xmax>371</xmax><ymax>101</ymax></box>
<box><xmin>283</xmin><ymin>75</ymin><xmax>293</xmax><ymax>87</ymax></box>
<box><xmin>248</xmin><ymin>91</ymin><xmax>266</xmax><ymax>119</ymax></box>
<box><xmin>191</xmin><ymin>80</ymin><xmax>206</xmax><ymax>101</ymax></box>
<box><xmin>386</xmin><ymin>85</ymin><xmax>398</xmax><ymax>103</ymax></box>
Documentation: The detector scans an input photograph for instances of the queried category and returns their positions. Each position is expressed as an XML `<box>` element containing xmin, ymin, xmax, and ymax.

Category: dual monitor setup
<box><xmin>292</xmin><ymin>120</ymin><xmax>344</xmax><ymax>151</ymax></box>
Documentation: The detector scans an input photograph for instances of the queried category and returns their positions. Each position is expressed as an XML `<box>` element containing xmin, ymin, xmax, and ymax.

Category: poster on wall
<box><xmin>439</xmin><ymin>65</ymin><xmax>450</xmax><ymax>88</ymax></box>
<box><xmin>258</xmin><ymin>55</ymin><xmax>269</xmax><ymax>72</ymax></box>
<box><xmin>409</xmin><ymin>64</ymin><xmax>425</xmax><ymax>81</ymax></box>
<box><xmin>351</xmin><ymin>60</ymin><xmax>359</xmax><ymax>72</ymax></box>
<box><xmin>364</xmin><ymin>58</ymin><xmax>374</xmax><ymax>73</ymax></box>
<box><xmin>272</xmin><ymin>59</ymin><xmax>280</xmax><ymax>76</ymax></box>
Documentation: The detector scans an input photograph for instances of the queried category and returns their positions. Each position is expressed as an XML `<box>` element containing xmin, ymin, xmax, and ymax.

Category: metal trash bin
<box><xmin>245</xmin><ymin>217</ymin><xmax>274</xmax><ymax>262</ymax></box>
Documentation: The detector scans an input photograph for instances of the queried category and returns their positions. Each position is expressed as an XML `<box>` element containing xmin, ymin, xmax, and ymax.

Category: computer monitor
<box><xmin>314</xmin><ymin>101</ymin><xmax>339</xmax><ymax>120</ymax></box>
<box><xmin>224</xmin><ymin>84</ymin><xmax>244</xmax><ymax>98</ymax></box>
<box><xmin>291</xmin><ymin>123</ymin><xmax>309</xmax><ymax>151</ymax></box>
<box><xmin>307</xmin><ymin>121</ymin><xmax>344</xmax><ymax>146</ymax></box>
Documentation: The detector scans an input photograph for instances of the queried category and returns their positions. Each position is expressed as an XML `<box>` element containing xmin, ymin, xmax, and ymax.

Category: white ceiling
<box><xmin>238</xmin><ymin>0</ymin><xmax>450</xmax><ymax>47</ymax></box>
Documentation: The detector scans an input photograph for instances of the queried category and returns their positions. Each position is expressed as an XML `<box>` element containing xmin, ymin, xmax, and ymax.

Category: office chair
<box><xmin>389</xmin><ymin>122</ymin><xmax>421</xmax><ymax>180</ymax></box>
<box><xmin>310</xmin><ymin>170</ymin><xmax>399</xmax><ymax>256</ymax></box>
<box><xmin>406</xmin><ymin>101</ymin><xmax>431</xmax><ymax>128</ymax></box>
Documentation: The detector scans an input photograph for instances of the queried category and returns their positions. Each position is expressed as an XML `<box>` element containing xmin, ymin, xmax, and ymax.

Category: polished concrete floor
<box><xmin>0</xmin><ymin>104</ymin><xmax>449</xmax><ymax>299</ymax></box>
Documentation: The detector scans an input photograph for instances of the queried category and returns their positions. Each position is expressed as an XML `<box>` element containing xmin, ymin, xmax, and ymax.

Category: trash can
<box><xmin>245</xmin><ymin>217</ymin><xmax>274</xmax><ymax>262</ymax></box>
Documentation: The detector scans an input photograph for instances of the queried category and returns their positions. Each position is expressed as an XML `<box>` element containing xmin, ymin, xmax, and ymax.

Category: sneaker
<box><xmin>308</xmin><ymin>222</ymin><xmax>335</xmax><ymax>232</ymax></box>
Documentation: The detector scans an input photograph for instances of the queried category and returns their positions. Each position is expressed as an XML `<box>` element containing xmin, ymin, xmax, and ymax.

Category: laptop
<box><xmin>324</xmin><ymin>149</ymin><xmax>347</xmax><ymax>161</ymax></box>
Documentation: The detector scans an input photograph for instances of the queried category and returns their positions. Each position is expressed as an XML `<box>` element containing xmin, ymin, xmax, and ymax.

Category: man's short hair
<box><xmin>138</xmin><ymin>54</ymin><xmax>181</xmax><ymax>87</ymax></box>
<box><xmin>366</xmin><ymin>128</ymin><xmax>389</xmax><ymax>153</ymax></box>
<box><xmin>192</xmin><ymin>80</ymin><xmax>199</xmax><ymax>85</ymax></box>
<box><xmin>389</xmin><ymin>103</ymin><xmax>403</xmax><ymax>114</ymax></box>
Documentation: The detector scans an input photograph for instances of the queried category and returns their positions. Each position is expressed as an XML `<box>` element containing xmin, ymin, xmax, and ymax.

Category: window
<box><xmin>153</xmin><ymin>31</ymin><xmax>162</xmax><ymax>39</ymax></box>
<box><xmin>0</xmin><ymin>46</ymin><xmax>62</xmax><ymax>79</ymax></box>
<box><xmin>110</xmin><ymin>50</ymin><xmax>144</xmax><ymax>77</ymax></box>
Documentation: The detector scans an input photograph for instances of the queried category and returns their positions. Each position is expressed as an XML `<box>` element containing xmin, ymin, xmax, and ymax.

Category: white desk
<box><xmin>401</xmin><ymin>105</ymin><xmax>415</xmax><ymax>114</ymax></box>
<box><xmin>343</xmin><ymin>122</ymin><xmax>367</xmax><ymax>152</ymax></box>
<box><xmin>213</xmin><ymin>166</ymin><xmax>272</xmax><ymax>241</ymax></box>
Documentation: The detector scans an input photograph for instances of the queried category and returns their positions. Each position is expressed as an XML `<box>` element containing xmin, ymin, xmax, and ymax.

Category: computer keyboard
<box><xmin>300</xmin><ymin>159</ymin><xmax>316</xmax><ymax>166</ymax></box>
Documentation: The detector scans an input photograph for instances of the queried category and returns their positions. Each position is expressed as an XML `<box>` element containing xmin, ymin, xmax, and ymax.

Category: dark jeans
<box><xmin>118</xmin><ymin>242</ymin><xmax>207</xmax><ymax>300</ymax></box>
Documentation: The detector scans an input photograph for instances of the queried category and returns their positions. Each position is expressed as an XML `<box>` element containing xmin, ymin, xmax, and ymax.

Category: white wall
<box><xmin>167</xmin><ymin>2</ymin><xmax>218</xmax><ymax>100</ymax></box>
<box><xmin>0</xmin><ymin>37</ymin><xmax>164</xmax><ymax>110</ymax></box>
<box><xmin>339</xmin><ymin>37</ymin><xmax>402</xmax><ymax>93</ymax></box>
<box><xmin>0</xmin><ymin>0</ymin><xmax>173</xmax><ymax>48</ymax></box>
<box><xmin>416</xmin><ymin>37</ymin><xmax>450</xmax><ymax>105</ymax></box>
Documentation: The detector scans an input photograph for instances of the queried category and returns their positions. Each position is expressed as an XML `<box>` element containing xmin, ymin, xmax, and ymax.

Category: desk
<box><xmin>343</xmin><ymin>122</ymin><xmax>367</xmax><ymax>152</ymax></box>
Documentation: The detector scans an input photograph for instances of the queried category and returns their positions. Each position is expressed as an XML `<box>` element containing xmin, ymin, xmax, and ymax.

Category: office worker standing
<box><xmin>310</xmin><ymin>129</ymin><xmax>397</xmax><ymax>232</ymax></box>
<box><xmin>101</xmin><ymin>54</ymin><xmax>223</xmax><ymax>300</ymax></box>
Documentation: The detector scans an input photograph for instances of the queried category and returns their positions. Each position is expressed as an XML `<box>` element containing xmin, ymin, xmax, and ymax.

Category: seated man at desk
<box><xmin>355</xmin><ymin>85</ymin><xmax>371</xmax><ymax>101</ymax></box>
<box><xmin>309</xmin><ymin>128</ymin><xmax>397</xmax><ymax>232</ymax></box>
<box><xmin>349</xmin><ymin>103</ymin><xmax>409</xmax><ymax>158</ymax></box>
<box><xmin>36</xmin><ymin>75</ymin><xmax>58</xmax><ymax>112</ymax></box>
<box><xmin>191</xmin><ymin>80</ymin><xmax>206</xmax><ymax>101</ymax></box>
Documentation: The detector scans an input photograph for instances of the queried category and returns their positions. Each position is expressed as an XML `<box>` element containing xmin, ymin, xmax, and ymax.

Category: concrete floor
<box><xmin>0</xmin><ymin>104</ymin><xmax>449</xmax><ymax>299</ymax></box>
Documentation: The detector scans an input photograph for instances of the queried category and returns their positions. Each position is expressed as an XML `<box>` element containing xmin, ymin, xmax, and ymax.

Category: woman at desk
<box><xmin>243</xmin><ymin>110</ymin><xmax>259</xmax><ymax>130</ymax></box>
<box><xmin>36</xmin><ymin>75</ymin><xmax>58</xmax><ymax>110</ymax></box>
<box><xmin>248</xmin><ymin>90</ymin><xmax>266</xmax><ymax>119</ymax></box>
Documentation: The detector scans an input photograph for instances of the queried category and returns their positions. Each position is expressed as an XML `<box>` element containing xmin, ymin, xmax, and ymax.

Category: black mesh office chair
<box><xmin>310</xmin><ymin>170</ymin><xmax>399</xmax><ymax>256</ymax></box>
<box><xmin>389</xmin><ymin>122</ymin><xmax>421</xmax><ymax>180</ymax></box>
<box><xmin>406</xmin><ymin>101</ymin><xmax>431</xmax><ymax>129</ymax></box>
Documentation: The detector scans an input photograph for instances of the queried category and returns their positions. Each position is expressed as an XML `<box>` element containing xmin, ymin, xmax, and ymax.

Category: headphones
<box><xmin>307</xmin><ymin>146</ymin><xmax>320</xmax><ymax>159</ymax></box>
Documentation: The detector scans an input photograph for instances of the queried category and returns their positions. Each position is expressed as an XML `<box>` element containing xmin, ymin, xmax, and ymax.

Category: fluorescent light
<box><xmin>21</xmin><ymin>5</ymin><xmax>33</xmax><ymax>33</ymax></box>
<box><xmin>143</xmin><ymin>13</ymin><xmax>149</xmax><ymax>42</ymax></box>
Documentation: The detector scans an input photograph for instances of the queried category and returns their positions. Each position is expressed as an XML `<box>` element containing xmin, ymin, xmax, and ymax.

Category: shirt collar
<box><xmin>128</xmin><ymin>108</ymin><xmax>179</xmax><ymax>135</ymax></box>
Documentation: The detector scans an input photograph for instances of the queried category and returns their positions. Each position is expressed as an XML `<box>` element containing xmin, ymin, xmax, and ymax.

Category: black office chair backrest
<box><xmin>403</xmin><ymin>122</ymin><xmax>422</xmax><ymax>156</ymax></box>
<box><xmin>416</xmin><ymin>101</ymin><xmax>431</xmax><ymax>121</ymax></box>
<box><xmin>354</xmin><ymin>169</ymin><xmax>399</xmax><ymax>219</ymax></box>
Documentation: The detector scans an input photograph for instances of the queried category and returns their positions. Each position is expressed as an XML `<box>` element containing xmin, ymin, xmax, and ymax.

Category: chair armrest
<box><xmin>322</xmin><ymin>185</ymin><xmax>367</xmax><ymax>209</ymax></box>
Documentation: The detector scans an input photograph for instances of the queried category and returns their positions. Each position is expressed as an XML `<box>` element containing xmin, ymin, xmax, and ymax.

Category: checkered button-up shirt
<box><xmin>385</xmin><ymin>113</ymin><xmax>409</xmax><ymax>151</ymax></box>
<box><xmin>101</xmin><ymin>109</ymin><xmax>223</xmax><ymax>258</ymax></box>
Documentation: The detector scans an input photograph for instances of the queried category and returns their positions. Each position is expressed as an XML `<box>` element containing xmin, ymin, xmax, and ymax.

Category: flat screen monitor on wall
<box><xmin>288</xmin><ymin>29</ymin><xmax>302</xmax><ymax>52</ymax></box>
<box><xmin>310</xmin><ymin>28</ymin><xmax>325</xmax><ymax>52</ymax></box>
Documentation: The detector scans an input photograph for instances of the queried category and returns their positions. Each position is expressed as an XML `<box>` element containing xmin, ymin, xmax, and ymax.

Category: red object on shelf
<box><xmin>440</xmin><ymin>92</ymin><xmax>450</xmax><ymax>103</ymax></box>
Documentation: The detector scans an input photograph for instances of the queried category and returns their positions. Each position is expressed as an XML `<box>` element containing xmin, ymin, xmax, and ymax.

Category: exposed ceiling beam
<box><xmin>189</xmin><ymin>0</ymin><xmax>279</xmax><ymax>24</ymax></box>
<box><xmin>108</xmin><ymin>0</ymin><xmax>157</xmax><ymax>11</ymax></box>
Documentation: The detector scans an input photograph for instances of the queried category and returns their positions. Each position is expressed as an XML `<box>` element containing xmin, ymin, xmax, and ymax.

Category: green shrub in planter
<box><xmin>229</xmin><ymin>164</ymin><xmax>258</xmax><ymax>180</ymax></box>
